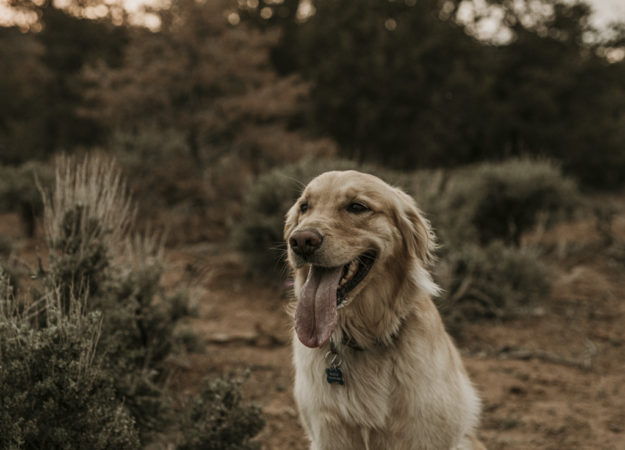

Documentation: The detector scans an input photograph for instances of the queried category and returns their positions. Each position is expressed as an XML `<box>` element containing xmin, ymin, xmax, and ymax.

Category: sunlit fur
<box><xmin>284</xmin><ymin>171</ymin><xmax>484</xmax><ymax>450</ymax></box>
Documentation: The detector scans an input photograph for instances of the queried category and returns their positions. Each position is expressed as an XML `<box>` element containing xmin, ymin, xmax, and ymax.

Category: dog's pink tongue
<box><xmin>295</xmin><ymin>265</ymin><xmax>343</xmax><ymax>348</ymax></box>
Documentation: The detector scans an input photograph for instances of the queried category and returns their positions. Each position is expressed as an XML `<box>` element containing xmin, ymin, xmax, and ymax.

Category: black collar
<box><xmin>341</xmin><ymin>335</ymin><xmax>365</xmax><ymax>352</ymax></box>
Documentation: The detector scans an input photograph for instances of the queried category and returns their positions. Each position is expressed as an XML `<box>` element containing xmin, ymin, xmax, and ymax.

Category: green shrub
<box><xmin>39</xmin><ymin>155</ymin><xmax>133</xmax><ymax>310</ymax></box>
<box><xmin>435</xmin><ymin>241</ymin><xmax>552</xmax><ymax>328</ymax></box>
<box><xmin>0</xmin><ymin>274</ymin><xmax>140</xmax><ymax>450</ymax></box>
<box><xmin>417</xmin><ymin>160</ymin><xmax>568</xmax><ymax>326</ymax></box>
<box><xmin>177</xmin><ymin>377</ymin><xmax>265</xmax><ymax>450</ymax></box>
<box><xmin>232</xmin><ymin>157</ymin><xmax>405</xmax><ymax>277</ymax></box>
<box><xmin>432</xmin><ymin>158</ymin><xmax>579</xmax><ymax>246</ymax></box>
<box><xmin>404</xmin><ymin>168</ymin><xmax>449</xmax><ymax>216</ymax></box>
<box><xmin>37</xmin><ymin>155</ymin><xmax>193</xmax><ymax>439</ymax></box>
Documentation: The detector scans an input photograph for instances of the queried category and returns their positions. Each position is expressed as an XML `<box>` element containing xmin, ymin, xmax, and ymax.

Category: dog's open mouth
<box><xmin>295</xmin><ymin>251</ymin><xmax>377</xmax><ymax>348</ymax></box>
<box><xmin>337</xmin><ymin>250</ymin><xmax>377</xmax><ymax>307</ymax></box>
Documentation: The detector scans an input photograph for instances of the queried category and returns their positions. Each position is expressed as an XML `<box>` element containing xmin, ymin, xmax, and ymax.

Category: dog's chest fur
<box><xmin>292</xmin><ymin>324</ymin><xmax>481</xmax><ymax>450</ymax></box>
<box><xmin>294</xmin><ymin>340</ymin><xmax>393</xmax><ymax>429</ymax></box>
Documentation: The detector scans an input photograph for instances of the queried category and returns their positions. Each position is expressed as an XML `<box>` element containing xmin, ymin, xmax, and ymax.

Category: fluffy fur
<box><xmin>284</xmin><ymin>170</ymin><xmax>485</xmax><ymax>450</ymax></box>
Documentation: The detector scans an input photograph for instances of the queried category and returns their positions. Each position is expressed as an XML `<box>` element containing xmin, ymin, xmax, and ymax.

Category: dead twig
<box><xmin>448</xmin><ymin>275</ymin><xmax>473</xmax><ymax>305</ymax></box>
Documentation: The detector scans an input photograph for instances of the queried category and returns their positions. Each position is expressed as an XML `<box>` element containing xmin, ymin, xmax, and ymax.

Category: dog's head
<box><xmin>284</xmin><ymin>170</ymin><xmax>437</xmax><ymax>348</ymax></box>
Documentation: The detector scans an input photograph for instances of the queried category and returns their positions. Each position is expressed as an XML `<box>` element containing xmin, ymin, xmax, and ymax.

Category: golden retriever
<box><xmin>284</xmin><ymin>170</ymin><xmax>484</xmax><ymax>450</ymax></box>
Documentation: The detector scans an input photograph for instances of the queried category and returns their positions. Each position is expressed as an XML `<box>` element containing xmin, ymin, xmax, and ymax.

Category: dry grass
<box><xmin>39</xmin><ymin>153</ymin><xmax>135</xmax><ymax>255</ymax></box>
<box><xmin>120</xmin><ymin>230</ymin><xmax>166</xmax><ymax>274</ymax></box>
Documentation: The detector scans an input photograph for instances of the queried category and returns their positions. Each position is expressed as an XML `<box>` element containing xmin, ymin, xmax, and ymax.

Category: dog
<box><xmin>284</xmin><ymin>170</ymin><xmax>484</xmax><ymax>450</ymax></box>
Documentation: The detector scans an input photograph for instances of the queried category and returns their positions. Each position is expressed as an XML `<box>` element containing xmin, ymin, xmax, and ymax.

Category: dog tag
<box><xmin>326</xmin><ymin>367</ymin><xmax>344</xmax><ymax>385</ymax></box>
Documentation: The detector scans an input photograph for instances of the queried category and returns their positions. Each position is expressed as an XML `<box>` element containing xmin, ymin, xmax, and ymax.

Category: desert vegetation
<box><xmin>1</xmin><ymin>0</ymin><xmax>625</xmax><ymax>447</ymax></box>
<box><xmin>1</xmin><ymin>155</ymin><xmax>263</xmax><ymax>449</ymax></box>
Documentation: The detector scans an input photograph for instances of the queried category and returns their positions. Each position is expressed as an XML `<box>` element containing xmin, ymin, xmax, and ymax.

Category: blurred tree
<box><xmin>0</xmin><ymin>0</ymin><xmax>127</xmax><ymax>164</ymax></box>
<box><xmin>293</xmin><ymin>0</ymin><xmax>495</xmax><ymax>168</ymax></box>
<box><xmin>83</xmin><ymin>0</ymin><xmax>334</xmax><ymax>242</ymax></box>
<box><xmin>237</xmin><ymin>0</ymin><xmax>302</xmax><ymax>73</ymax></box>
<box><xmin>85</xmin><ymin>0</ymin><xmax>333</xmax><ymax>173</ymax></box>
<box><xmin>485</xmin><ymin>1</ymin><xmax>625</xmax><ymax>187</ymax></box>
<box><xmin>0</xmin><ymin>27</ymin><xmax>50</xmax><ymax>163</ymax></box>
<box><xmin>242</xmin><ymin>0</ymin><xmax>625</xmax><ymax>188</ymax></box>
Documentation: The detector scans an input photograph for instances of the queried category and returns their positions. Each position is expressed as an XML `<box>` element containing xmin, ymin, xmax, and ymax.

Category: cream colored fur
<box><xmin>284</xmin><ymin>170</ymin><xmax>484</xmax><ymax>450</ymax></box>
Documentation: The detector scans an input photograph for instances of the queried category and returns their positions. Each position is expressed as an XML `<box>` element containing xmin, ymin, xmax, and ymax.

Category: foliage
<box><xmin>3</xmin><ymin>0</ymin><xmax>625</xmax><ymax>188</ymax></box>
<box><xmin>106</xmin><ymin>128</ymin><xmax>226</xmax><ymax>244</ymax></box>
<box><xmin>85</xmin><ymin>0</ymin><xmax>334</xmax><ymax>171</ymax></box>
<box><xmin>235</xmin><ymin>157</ymin><xmax>571</xmax><ymax>275</ymax></box>
<box><xmin>430</xmin><ymin>158</ymin><xmax>579</xmax><ymax>247</ymax></box>
<box><xmin>245</xmin><ymin>0</ymin><xmax>625</xmax><ymax>188</ymax></box>
<box><xmin>418</xmin><ymin>159</ymin><xmax>575</xmax><ymax>322</ymax></box>
<box><xmin>0</xmin><ymin>4</ymin><xmax>126</xmax><ymax>163</ymax></box>
<box><xmin>293</xmin><ymin>0</ymin><xmax>490</xmax><ymax>168</ymax></box>
<box><xmin>0</xmin><ymin>155</ymin><xmax>264</xmax><ymax>448</ymax></box>
<box><xmin>40</xmin><ymin>155</ymin><xmax>133</xmax><ymax>303</ymax></box>
<box><xmin>435</xmin><ymin>241</ymin><xmax>553</xmax><ymax>329</ymax></box>
<box><xmin>80</xmin><ymin>0</ymin><xmax>336</xmax><ymax>242</ymax></box>
<box><xmin>0</xmin><ymin>27</ymin><xmax>50</xmax><ymax>164</ymax></box>
<box><xmin>0</xmin><ymin>161</ymin><xmax>54</xmax><ymax>236</ymax></box>
<box><xmin>37</xmin><ymin>155</ymin><xmax>190</xmax><ymax>439</ymax></box>
<box><xmin>177</xmin><ymin>377</ymin><xmax>265</xmax><ymax>450</ymax></box>
<box><xmin>0</xmin><ymin>279</ymin><xmax>141</xmax><ymax>450</ymax></box>
<box><xmin>483</xmin><ymin>1</ymin><xmax>625</xmax><ymax>188</ymax></box>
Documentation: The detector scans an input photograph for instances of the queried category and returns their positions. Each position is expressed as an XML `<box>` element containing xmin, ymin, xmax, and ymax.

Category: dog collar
<box><xmin>324</xmin><ymin>326</ymin><xmax>402</xmax><ymax>386</ymax></box>
<box><xmin>337</xmin><ymin>319</ymin><xmax>404</xmax><ymax>353</ymax></box>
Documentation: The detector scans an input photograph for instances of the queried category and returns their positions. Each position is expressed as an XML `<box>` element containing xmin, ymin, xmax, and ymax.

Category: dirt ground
<box><xmin>2</xmin><ymin>205</ymin><xmax>625</xmax><ymax>450</ymax></box>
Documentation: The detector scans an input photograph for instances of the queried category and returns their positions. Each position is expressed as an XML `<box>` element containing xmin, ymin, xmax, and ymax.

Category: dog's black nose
<box><xmin>289</xmin><ymin>229</ymin><xmax>323</xmax><ymax>257</ymax></box>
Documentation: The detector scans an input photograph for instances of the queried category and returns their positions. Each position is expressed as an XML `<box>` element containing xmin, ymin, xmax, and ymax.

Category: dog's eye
<box><xmin>300</xmin><ymin>202</ymin><xmax>309</xmax><ymax>213</ymax></box>
<box><xmin>347</xmin><ymin>202</ymin><xmax>369</xmax><ymax>214</ymax></box>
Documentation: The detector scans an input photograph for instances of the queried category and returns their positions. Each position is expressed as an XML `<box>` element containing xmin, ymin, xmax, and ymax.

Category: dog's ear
<box><xmin>393</xmin><ymin>189</ymin><xmax>436</xmax><ymax>264</ymax></box>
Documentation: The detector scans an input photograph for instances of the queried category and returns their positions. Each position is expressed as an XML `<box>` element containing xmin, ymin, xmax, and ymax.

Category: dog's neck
<box><xmin>332</xmin><ymin>317</ymin><xmax>405</xmax><ymax>353</ymax></box>
<box><xmin>332</xmin><ymin>262</ymin><xmax>428</xmax><ymax>351</ymax></box>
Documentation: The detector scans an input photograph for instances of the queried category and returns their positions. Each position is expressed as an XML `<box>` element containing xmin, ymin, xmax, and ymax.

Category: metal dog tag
<box><xmin>325</xmin><ymin>367</ymin><xmax>344</xmax><ymax>385</ymax></box>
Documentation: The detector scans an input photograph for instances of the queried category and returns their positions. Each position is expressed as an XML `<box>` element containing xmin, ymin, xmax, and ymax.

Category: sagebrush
<box><xmin>434</xmin><ymin>241</ymin><xmax>553</xmax><ymax>331</ymax></box>
<box><xmin>0</xmin><ymin>273</ymin><xmax>141</xmax><ymax>450</ymax></box>
<box><xmin>430</xmin><ymin>158</ymin><xmax>579</xmax><ymax>246</ymax></box>
<box><xmin>0</xmin><ymin>155</ymin><xmax>264</xmax><ymax>448</ymax></box>
<box><xmin>177</xmin><ymin>377</ymin><xmax>265</xmax><ymax>450</ymax></box>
